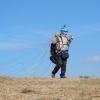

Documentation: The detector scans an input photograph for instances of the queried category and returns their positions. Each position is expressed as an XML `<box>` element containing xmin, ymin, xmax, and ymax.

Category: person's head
<box><xmin>60</xmin><ymin>24</ymin><xmax>68</xmax><ymax>36</ymax></box>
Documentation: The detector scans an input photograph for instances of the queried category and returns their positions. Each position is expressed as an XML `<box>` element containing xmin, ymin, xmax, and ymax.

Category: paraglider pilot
<box><xmin>50</xmin><ymin>25</ymin><xmax>73</xmax><ymax>78</ymax></box>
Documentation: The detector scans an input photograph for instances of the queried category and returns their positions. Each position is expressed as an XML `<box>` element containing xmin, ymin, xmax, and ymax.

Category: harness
<box><xmin>57</xmin><ymin>35</ymin><xmax>69</xmax><ymax>53</ymax></box>
<box><xmin>50</xmin><ymin>35</ymin><xmax>69</xmax><ymax>64</ymax></box>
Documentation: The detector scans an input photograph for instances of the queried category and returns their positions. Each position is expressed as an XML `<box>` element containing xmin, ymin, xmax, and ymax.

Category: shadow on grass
<box><xmin>21</xmin><ymin>88</ymin><xmax>36</xmax><ymax>94</ymax></box>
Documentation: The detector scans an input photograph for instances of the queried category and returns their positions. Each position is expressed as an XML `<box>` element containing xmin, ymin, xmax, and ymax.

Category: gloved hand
<box><xmin>69</xmin><ymin>35</ymin><xmax>74</xmax><ymax>40</ymax></box>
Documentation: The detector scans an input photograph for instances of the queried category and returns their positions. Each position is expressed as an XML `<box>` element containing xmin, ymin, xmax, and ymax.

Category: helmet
<box><xmin>60</xmin><ymin>24</ymin><xmax>68</xmax><ymax>32</ymax></box>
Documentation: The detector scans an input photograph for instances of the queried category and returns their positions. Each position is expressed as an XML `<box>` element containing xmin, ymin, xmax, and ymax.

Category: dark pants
<box><xmin>52</xmin><ymin>56</ymin><xmax>67</xmax><ymax>77</ymax></box>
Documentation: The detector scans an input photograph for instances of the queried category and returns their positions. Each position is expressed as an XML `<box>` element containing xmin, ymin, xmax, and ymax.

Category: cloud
<box><xmin>86</xmin><ymin>55</ymin><xmax>100</xmax><ymax>63</ymax></box>
<box><xmin>90</xmin><ymin>27</ymin><xmax>100</xmax><ymax>32</ymax></box>
<box><xmin>0</xmin><ymin>42</ymin><xmax>31</xmax><ymax>51</ymax></box>
<box><xmin>0</xmin><ymin>42</ymin><xmax>21</xmax><ymax>50</ymax></box>
<box><xmin>85</xmin><ymin>26</ymin><xmax>100</xmax><ymax>32</ymax></box>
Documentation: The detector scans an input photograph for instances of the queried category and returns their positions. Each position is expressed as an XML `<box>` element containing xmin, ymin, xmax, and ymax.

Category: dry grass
<box><xmin>0</xmin><ymin>76</ymin><xmax>100</xmax><ymax>100</ymax></box>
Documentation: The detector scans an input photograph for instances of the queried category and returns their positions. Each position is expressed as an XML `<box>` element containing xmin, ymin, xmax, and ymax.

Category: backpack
<box><xmin>50</xmin><ymin>43</ymin><xmax>57</xmax><ymax>64</ymax></box>
<box><xmin>49</xmin><ymin>35</ymin><xmax>62</xmax><ymax>64</ymax></box>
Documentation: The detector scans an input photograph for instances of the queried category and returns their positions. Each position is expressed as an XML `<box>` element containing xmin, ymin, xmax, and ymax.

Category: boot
<box><xmin>60</xmin><ymin>76</ymin><xmax>67</xmax><ymax>78</ymax></box>
<box><xmin>60</xmin><ymin>74</ymin><xmax>67</xmax><ymax>78</ymax></box>
<box><xmin>51</xmin><ymin>74</ymin><xmax>55</xmax><ymax>78</ymax></box>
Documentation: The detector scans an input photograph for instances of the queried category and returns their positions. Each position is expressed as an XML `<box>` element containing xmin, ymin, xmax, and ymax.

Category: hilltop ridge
<box><xmin>0</xmin><ymin>76</ymin><xmax>100</xmax><ymax>100</ymax></box>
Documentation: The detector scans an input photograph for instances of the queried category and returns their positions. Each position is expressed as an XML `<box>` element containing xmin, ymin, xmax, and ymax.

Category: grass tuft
<box><xmin>21</xmin><ymin>88</ymin><xmax>35</xmax><ymax>94</ymax></box>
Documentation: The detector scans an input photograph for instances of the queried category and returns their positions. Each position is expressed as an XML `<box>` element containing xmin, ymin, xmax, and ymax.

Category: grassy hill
<box><xmin>0</xmin><ymin>76</ymin><xmax>100</xmax><ymax>100</ymax></box>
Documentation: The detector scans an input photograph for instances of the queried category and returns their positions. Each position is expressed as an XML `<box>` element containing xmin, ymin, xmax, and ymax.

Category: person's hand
<box><xmin>69</xmin><ymin>35</ymin><xmax>74</xmax><ymax>40</ymax></box>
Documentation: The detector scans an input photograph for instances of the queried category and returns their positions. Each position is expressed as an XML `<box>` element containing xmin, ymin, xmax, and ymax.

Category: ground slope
<box><xmin>0</xmin><ymin>76</ymin><xmax>100</xmax><ymax>100</ymax></box>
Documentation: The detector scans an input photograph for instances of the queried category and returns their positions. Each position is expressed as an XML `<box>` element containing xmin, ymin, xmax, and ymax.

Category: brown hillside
<box><xmin>0</xmin><ymin>76</ymin><xmax>100</xmax><ymax>100</ymax></box>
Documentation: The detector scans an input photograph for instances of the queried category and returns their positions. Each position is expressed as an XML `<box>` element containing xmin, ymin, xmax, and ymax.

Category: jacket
<box><xmin>52</xmin><ymin>34</ymin><xmax>72</xmax><ymax>51</ymax></box>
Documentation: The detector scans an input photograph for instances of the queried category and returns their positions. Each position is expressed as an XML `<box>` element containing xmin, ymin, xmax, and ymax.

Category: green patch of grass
<box><xmin>21</xmin><ymin>88</ymin><xmax>36</xmax><ymax>94</ymax></box>
<box><xmin>85</xmin><ymin>98</ymin><xmax>92</xmax><ymax>100</ymax></box>
<box><xmin>80</xmin><ymin>91</ymin><xmax>86</xmax><ymax>97</ymax></box>
<box><xmin>56</xmin><ymin>98</ymin><xmax>61</xmax><ymax>100</ymax></box>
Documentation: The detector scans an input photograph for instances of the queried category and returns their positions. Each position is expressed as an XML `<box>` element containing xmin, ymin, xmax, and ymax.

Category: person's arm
<box><xmin>67</xmin><ymin>35</ymin><xmax>73</xmax><ymax>45</ymax></box>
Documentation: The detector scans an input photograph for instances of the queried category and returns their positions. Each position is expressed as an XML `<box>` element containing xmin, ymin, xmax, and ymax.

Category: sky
<box><xmin>0</xmin><ymin>0</ymin><xmax>100</xmax><ymax>78</ymax></box>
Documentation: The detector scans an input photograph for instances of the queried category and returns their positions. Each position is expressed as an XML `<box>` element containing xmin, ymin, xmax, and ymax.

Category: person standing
<box><xmin>51</xmin><ymin>25</ymin><xmax>73</xmax><ymax>78</ymax></box>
